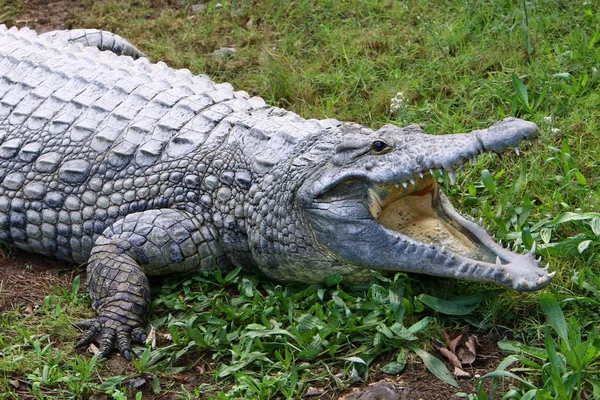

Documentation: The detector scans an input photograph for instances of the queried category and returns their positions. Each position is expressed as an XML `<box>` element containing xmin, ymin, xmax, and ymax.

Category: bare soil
<box><xmin>12</xmin><ymin>0</ymin><xmax>88</xmax><ymax>33</ymax></box>
<box><xmin>0</xmin><ymin>247</ymin><xmax>80</xmax><ymax>313</ymax></box>
<box><xmin>1</xmin><ymin>1</ymin><xmax>508</xmax><ymax>398</ymax></box>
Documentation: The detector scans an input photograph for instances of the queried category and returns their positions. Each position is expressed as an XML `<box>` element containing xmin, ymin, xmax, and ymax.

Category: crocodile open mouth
<box><xmin>370</xmin><ymin>172</ymin><xmax>497</xmax><ymax>264</ymax></box>
<box><xmin>303</xmin><ymin>118</ymin><xmax>554</xmax><ymax>290</ymax></box>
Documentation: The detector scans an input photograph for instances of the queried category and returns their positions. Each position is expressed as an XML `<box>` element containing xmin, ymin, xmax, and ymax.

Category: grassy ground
<box><xmin>1</xmin><ymin>0</ymin><xmax>600</xmax><ymax>398</ymax></box>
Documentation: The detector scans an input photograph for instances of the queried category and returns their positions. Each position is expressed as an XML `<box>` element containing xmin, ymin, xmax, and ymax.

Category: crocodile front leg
<box><xmin>76</xmin><ymin>209</ymin><xmax>217</xmax><ymax>359</ymax></box>
<box><xmin>76</xmin><ymin>245</ymin><xmax>150</xmax><ymax>360</ymax></box>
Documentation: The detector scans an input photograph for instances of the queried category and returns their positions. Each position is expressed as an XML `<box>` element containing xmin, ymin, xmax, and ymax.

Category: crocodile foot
<box><xmin>74</xmin><ymin>315</ymin><xmax>147</xmax><ymax>360</ymax></box>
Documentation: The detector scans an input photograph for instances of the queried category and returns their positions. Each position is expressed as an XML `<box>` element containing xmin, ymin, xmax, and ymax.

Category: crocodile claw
<box><xmin>74</xmin><ymin>317</ymin><xmax>146</xmax><ymax>360</ymax></box>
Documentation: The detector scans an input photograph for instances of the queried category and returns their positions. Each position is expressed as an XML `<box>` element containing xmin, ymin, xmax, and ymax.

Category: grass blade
<box><xmin>512</xmin><ymin>72</ymin><xmax>530</xmax><ymax>110</ymax></box>
<box><xmin>540</xmin><ymin>293</ymin><xmax>569</xmax><ymax>346</ymax></box>
<box><xmin>418</xmin><ymin>294</ymin><xmax>479</xmax><ymax>315</ymax></box>
<box><xmin>410</xmin><ymin>346</ymin><xmax>458</xmax><ymax>388</ymax></box>
<box><xmin>544</xmin><ymin>325</ymin><xmax>567</xmax><ymax>399</ymax></box>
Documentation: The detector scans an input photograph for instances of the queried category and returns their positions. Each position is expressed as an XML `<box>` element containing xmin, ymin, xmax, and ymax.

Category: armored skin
<box><xmin>0</xmin><ymin>26</ymin><xmax>554</xmax><ymax>359</ymax></box>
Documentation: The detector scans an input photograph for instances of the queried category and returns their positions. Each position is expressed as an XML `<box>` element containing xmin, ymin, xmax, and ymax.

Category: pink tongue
<box><xmin>411</xmin><ymin>184</ymin><xmax>433</xmax><ymax>197</ymax></box>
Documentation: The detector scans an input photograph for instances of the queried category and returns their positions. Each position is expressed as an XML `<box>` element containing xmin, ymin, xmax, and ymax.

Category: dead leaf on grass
<box><xmin>458</xmin><ymin>336</ymin><xmax>478</xmax><ymax>365</ymax></box>
<box><xmin>453</xmin><ymin>366</ymin><xmax>471</xmax><ymax>378</ymax></box>
<box><xmin>88</xmin><ymin>343</ymin><xmax>100</xmax><ymax>356</ymax></box>
<box><xmin>443</xmin><ymin>331</ymin><xmax>462</xmax><ymax>354</ymax></box>
<box><xmin>432</xmin><ymin>340</ymin><xmax>461</xmax><ymax>369</ymax></box>
<box><xmin>435</xmin><ymin>332</ymin><xmax>480</xmax><ymax>378</ymax></box>
<box><xmin>195</xmin><ymin>364</ymin><xmax>206</xmax><ymax>374</ymax></box>
<box><xmin>466</xmin><ymin>336</ymin><xmax>478</xmax><ymax>355</ymax></box>
<box><xmin>146</xmin><ymin>325</ymin><xmax>156</xmax><ymax>348</ymax></box>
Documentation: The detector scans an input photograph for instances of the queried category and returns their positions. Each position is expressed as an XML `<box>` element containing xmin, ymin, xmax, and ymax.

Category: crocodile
<box><xmin>0</xmin><ymin>26</ymin><xmax>554</xmax><ymax>359</ymax></box>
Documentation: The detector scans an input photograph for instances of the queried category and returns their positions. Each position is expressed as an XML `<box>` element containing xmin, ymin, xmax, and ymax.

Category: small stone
<box><xmin>128</xmin><ymin>377</ymin><xmax>146</xmax><ymax>390</ymax></box>
<box><xmin>212</xmin><ymin>47</ymin><xmax>236</xmax><ymax>58</ymax></box>
<box><xmin>215</xmin><ymin>3</ymin><xmax>222</xmax><ymax>8</ymax></box>
<box><xmin>191</xmin><ymin>3</ymin><xmax>207</xmax><ymax>13</ymax></box>
<box><xmin>304</xmin><ymin>387</ymin><xmax>324</xmax><ymax>397</ymax></box>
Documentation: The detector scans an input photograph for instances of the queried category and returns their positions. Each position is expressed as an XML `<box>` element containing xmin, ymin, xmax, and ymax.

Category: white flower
<box><xmin>390</xmin><ymin>92</ymin><xmax>406</xmax><ymax>114</ymax></box>
<box><xmin>543</xmin><ymin>116</ymin><xmax>553</xmax><ymax>123</ymax></box>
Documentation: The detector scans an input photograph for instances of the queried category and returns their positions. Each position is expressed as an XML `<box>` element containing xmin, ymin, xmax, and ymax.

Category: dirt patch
<box><xmin>13</xmin><ymin>0</ymin><xmax>90</xmax><ymax>33</ymax></box>
<box><xmin>0</xmin><ymin>247</ymin><xmax>81</xmax><ymax>312</ymax></box>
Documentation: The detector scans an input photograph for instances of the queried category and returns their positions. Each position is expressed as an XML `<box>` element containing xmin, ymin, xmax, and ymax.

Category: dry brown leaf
<box><xmin>453</xmin><ymin>366</ymin><xmax>471</xmax><ymax>378</ymax></box>
<box><xmin>465</xmin><ymin>336</ymin><xmax>478</xmax><ymax>355</ymax></box>
<box><xmin>440</xmin><ymin>347</ymin><xmax>462</xmax><ymax>368</ymax></box>
<box><xmin>9</xmin><ymin>378</ymin><xmax>20</xmax><ymax>389</ymax></box>
<box><xmin>304</xmin><ymin>387</ymin><xmax>325</xmax><ymax>397</ymax></box>
<box><xmin>457</xmin><ymin>347</ymin><xmax>476</xmax><ymax>365</ymax></box>
<box><xmin>433</xmin><ymin>340</ymin><xmax>462</xmax><ymax>369</ymax></box>
<box><xmin>195</xmin><ymin>364</ymin><xmax>206</xmax><ymax>374</ymax></box>
<box><xmin>443</xmin><ymin>331</ymin><xmax>462</xmax><ymax>354</ymax></box>
<box><xmin>88</xmin><ymin>343</ymin><xmax>100</xmax><ymax>355</ymax></box>
<box><xmin>458</xmin><ymin>336</ymin><xmax>478</xmax><ymax>365</ymax></box>
<box><xmin>146</xmin><ymin>325</ymin><xmax>156</xmax><ymax>348</ymax></box>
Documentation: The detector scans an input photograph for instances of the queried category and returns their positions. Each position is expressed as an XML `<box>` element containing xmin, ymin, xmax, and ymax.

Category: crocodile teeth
<box><xmin>429</xmin><ymin>168</ymin><xmax>434</xmax><ymax>175</ymax></box>
<box><xmin>419</xmin><ymin>172</ymin><xmax>424</xmax><ymax>178</ymax></box>
<box><xmin>478</xmin><ymin>217</ymin><xmax>483</xmax><ymax>226</ymax></box>
<box><xmin>496</xmin><ymin>256</ymin><xmax>502</xmax><ymax>265</ymax></box>
<box><xmin>409</xmin><ymin>178</ymin><xmax>415</xmax><ymax>185</ymax></box>
<box><xmin>394</xmin><ymin>183</ymin><xmax>399</xmax><ymax>188</ymax></box>
<box><xmin>402</xmin><ymin>181</ymin><xmax>408</xmax><ymax>188</ymax></box>
<box><xmin>448</xmin><ymin>171</ymin><xmax>456</xmax><ymax>185</ymax></box>
<box><xmin>514</xmin><ymin>147</ymin><xmax>520</xmax><ymax>156</ymax></box>
<box><xmin>529</xmin><ymin>241</ymin><xmax>536</xmax><ymax>255</ymax></box>
<box><xmin>536</xmin><ymin>256</ymin><xmax>542</xmax><ymax>263</ymax></box>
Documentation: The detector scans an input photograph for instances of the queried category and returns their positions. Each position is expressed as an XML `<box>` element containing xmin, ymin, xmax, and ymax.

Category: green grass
<box><xmin>1</xmin><ymin>0</ymin><xmax>600</xmax><ymax>398</ymax></box>
<box><xmin>0</xmin><ymin>0</ymin><xmax>21</xmax><ymax>27</ymax></box>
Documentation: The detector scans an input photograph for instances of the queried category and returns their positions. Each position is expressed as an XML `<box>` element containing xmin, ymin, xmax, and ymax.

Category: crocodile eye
<box><xmin>371</xmin><ymin>140</ymin><xmax>389</xmax><ymax>153</ymax></box>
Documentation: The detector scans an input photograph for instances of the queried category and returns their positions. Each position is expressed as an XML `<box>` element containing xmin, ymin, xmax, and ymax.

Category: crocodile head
<box><xmin>297</xmin><ymin>117</ymin><xmax>554</xmax><ymax>291</ymax></box>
